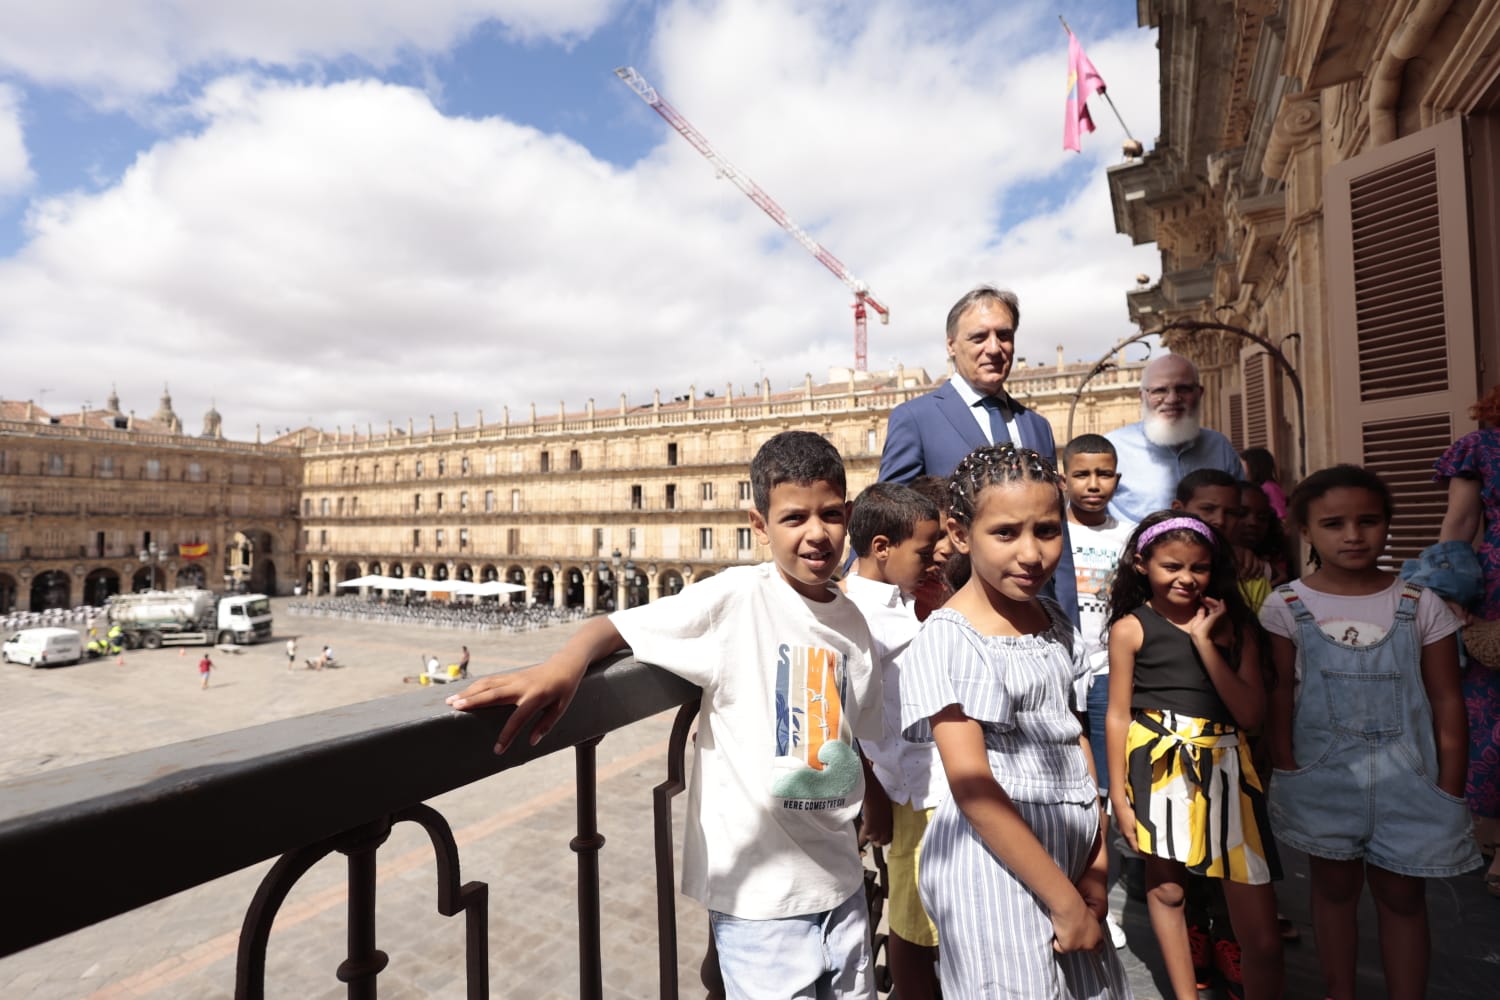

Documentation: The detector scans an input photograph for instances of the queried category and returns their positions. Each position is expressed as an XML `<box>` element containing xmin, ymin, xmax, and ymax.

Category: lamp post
<box><xmin>139</xmin><ymin>542</ymin><xmax>167</xmax><ymax>591</ymax></box>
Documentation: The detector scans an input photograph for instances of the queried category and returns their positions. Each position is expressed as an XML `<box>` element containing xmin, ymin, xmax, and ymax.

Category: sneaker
<box><xmin>1188</xmin><ymin>923</ymin><xmax>1212</xmax><ymax>991</ymax></box>
<box><xmin>1105</xmin><ymin>912</ymin><xmax>1126</xmax><ymax>949</ymax></box>
<box><xmin>1213</xmin><ymin>936</ymin><xmax>1245</xmax><ymax>1000</ymax></box>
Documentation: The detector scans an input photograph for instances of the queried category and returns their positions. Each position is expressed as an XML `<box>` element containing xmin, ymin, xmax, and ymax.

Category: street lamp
<box><xmin>139</xmin><ymin>542</ymin><xmax>166</xmax><ymax>590</ymax></box>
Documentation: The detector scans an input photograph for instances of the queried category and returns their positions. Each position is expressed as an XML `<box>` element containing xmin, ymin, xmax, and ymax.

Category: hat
<box><xmin>1463</xmin><ymin>618</ymin><xmax>1500</xmax><ymax>670</ymax></box>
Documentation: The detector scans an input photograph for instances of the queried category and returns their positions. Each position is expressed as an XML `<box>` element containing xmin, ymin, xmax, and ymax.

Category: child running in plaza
<box><xmin>1105</xmin><ymin>511</ymin><xmax>1283</xmax><ymax>1000</ymax></box>
<box><xmin>448</xmin><ymin>431</ymin><xmax>885</xmax><ymax>1000</ymax></box>
<box><xmin>1062</xmin><ymin>433</ymin><xmax>1136</xmax><ymax>950</ymax></box>
<box><xmin>1260</xmin><ymin>465</ymin><xmax>1477</xmax><ymax>1000</ymax></box>
<box><xmin>844</xmin><ymin>482</ymin><xmax>945</xmax><ymax>1000</ymax></box>
<box><xmin>902</xmin><ymin>445</ymin><xmax>1130</xmax><ymax>998</ymax></box>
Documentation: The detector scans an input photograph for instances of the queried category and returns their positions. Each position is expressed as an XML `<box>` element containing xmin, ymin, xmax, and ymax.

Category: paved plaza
<box><xmin>2</xmin><ymin>597</ymin><xmax>1498</xmax><ymax>998</ymax></box>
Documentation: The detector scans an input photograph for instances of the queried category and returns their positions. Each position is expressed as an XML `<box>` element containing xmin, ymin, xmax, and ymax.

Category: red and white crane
<box><xmin>615</xmin><ymin>66</ymin><xmax>889</xmax><ymax>372</ymax></box>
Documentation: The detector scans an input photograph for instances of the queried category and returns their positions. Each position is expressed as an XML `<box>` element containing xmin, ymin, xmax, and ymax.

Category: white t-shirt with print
<box><xmin>1070</xmin><ymin>514</ymin><xmax>1136</xmax><ymax>681</ymax></box>
<box><xmin>611</xmin><ymin>563</ymin><xmax>884</xmax><ymax>920</ymax></box>
<box><xmin>1258</xmin><ymin>578</ymin><xmax>1461</xmax><ymax>682</ymax></box>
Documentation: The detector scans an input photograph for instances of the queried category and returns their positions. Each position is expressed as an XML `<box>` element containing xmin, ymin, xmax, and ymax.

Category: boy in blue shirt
<box><xmin>450</xmin><ymin>431</ymin><xmax>884</xmax><ymax>999</ymax></box>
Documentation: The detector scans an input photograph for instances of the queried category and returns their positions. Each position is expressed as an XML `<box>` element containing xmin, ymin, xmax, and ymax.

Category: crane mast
<box><xmin>615</xmin><ymin>66</ymin><xmax>889</xmax><ymax>371</ymax></box>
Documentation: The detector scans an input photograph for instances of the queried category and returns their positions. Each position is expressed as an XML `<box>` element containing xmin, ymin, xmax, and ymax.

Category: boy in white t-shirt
<box><xmin>844</xmin><ymin>482</ymin><xmax>945</xmax><ymax>1000</ymax></box>
<box><xmin>1063</xmin><ymin>433</ymin><xmax>1134</xmax><ymax>949</ymax></box>
<box><xmin>449</xmin><ymin>431</ymin><xmax>884</xmax><ymax>1000</ymax></box>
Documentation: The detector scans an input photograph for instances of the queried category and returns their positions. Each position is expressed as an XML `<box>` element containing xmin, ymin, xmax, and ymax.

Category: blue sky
<box><xmin>0</xmin><ymin>0</ymin><xmax>1159</xmax><ymax>437</ymax></box>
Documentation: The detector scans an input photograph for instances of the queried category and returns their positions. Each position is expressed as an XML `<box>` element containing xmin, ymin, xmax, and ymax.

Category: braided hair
<box><xmin>947</xmin><ymin>444</ymin><xmax>1066</xmax><ymax>526</ymax></box>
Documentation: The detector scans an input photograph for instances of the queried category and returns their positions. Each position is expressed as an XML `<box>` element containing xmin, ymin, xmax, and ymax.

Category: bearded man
<box><xmin>1104</xmin><ymin>353</ymin><xmax>1243</xmax><ymax>523</ymax></box>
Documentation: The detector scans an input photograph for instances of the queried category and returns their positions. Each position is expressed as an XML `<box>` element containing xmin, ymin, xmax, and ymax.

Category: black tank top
<box><xmin>1129</xmin><ymin>605</ymin><xmax>1234</xmax><ymax>724</ymax></box>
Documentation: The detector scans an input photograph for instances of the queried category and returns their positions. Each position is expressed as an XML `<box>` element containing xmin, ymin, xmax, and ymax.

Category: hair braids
<box><xmin>947</xmin><ymin>444</ymin><xmax>1065</xmax><ymax>525</ymax></box>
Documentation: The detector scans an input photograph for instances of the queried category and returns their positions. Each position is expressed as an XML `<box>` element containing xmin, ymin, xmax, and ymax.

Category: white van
<box><xmin>2</xmin><ymin>627</ymin><xmax>84</xmax><ymax>667</ymax></box>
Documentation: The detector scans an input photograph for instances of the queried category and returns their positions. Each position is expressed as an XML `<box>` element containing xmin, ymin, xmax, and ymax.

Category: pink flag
<box><xmin>1063</xmin><ymin>31</ymin><xmax>1106</xmax><ymax>152</ymax></box>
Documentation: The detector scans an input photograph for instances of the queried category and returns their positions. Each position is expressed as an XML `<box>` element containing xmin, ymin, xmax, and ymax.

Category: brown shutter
<box><xmin>1228</xmin><ymin>391</ymin><xmax>1245</xmax><ymax>450</ymax></box>
<box><xmin>1240</xmin><ymin>349</ymin><xmax>1273</xmax><ymax>450</ymax></box>
<box><xmin>1325</xmin><ymin>115</ymin><xmax>1480</xmax><ymax>561</ymax></box>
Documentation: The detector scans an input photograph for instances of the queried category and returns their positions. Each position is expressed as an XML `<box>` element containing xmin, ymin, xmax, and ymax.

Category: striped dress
<box><xmin>902</xmin><ymin>601</ymin><xmax>1131</xmax><ymax>999</ymax></box>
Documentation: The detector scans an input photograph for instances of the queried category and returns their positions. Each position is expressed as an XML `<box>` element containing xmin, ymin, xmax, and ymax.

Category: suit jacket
<box><xmin>878</xmin><ymin>380</ymin><xmax>1080</xmax><ymax>627</ymax></box>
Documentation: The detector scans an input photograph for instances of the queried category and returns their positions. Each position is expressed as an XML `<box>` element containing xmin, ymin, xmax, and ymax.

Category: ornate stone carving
<box><xmin>1263</xmin><ymin>92</ymin><xmax>1322</xmax><ymax>179</ymax></box>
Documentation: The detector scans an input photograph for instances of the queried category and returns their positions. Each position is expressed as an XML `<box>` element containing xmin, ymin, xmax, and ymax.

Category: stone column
<box><xmin>553</xmin><ymin>565</ymin><xmax>565</xmax><ymax>610</ymax></box>
<box><xmin>583</xmin><ymin>567</ymin><xmax>597</xmax><ymax>614</ymax></box>
<box><xmin>523</xmin><ymin>566</ymin><xmax>536</xmax><ymax>605</ymax></box>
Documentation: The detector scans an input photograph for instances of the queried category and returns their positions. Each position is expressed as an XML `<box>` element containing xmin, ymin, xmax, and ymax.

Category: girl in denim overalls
<box><xmin>1262</xmin><ymin>465</ymin><xmax>1478</xmax><ymax>1000</ymax></box>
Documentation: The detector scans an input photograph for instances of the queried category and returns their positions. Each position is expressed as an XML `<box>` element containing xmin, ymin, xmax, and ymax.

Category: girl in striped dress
<box><xmin>1104</xmin><ymin>512</ymin><xmax>1282</xmax><ymax>1000</ymax></box>
<box><xmin>901</xmin><ymin>445</ymin><xmax>1130</xmax><ymax>998</ymax></box>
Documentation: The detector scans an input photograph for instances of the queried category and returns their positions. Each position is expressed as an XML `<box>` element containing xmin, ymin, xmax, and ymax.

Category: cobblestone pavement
<box><xmin>2</xmin><ymin>597</ymin><xmax>1498</xmax><ymax>998</ymax></box>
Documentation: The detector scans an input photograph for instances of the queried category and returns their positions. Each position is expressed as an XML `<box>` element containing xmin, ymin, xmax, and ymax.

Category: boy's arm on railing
<box><xmin>447</xmin><ymin>616</ymin><xmax>629</xmax><ymax>753</ymax></box>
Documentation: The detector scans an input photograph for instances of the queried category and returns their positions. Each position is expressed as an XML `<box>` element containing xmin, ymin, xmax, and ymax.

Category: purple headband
<box><xmin>1137</xmin><ymin>517</ymin><xmax>1215</xmax><ymax>551</ymax></box>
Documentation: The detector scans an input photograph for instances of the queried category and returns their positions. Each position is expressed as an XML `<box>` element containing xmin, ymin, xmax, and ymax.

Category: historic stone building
<box><xmin>1110</xmin><ymin>0</ymin><xmax>1500</xmax><ymax>557</ymax></box>
<box><xmin>1</xmin><ymin>358</ymin><xmax>1144</xmax><ymax>613</ymax></box>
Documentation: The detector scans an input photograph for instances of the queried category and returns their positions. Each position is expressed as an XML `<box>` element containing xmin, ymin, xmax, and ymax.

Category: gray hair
<box><xmin>945</xmin><ymin>285</ymin><xmax>1021</xmax><ymax>339</ymax></box>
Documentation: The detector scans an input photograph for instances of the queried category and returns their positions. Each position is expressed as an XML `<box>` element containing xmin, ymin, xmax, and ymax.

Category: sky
<box><xmin>0</xmin><ymin>0</ymin><xmax>1161</xmax><ymax>440</ymax></box>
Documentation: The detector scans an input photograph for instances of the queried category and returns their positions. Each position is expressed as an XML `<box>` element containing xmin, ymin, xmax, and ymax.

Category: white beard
<box><xmin>1142</xmin><ymin>406</ymin><xmax>1202</xmax><ymax>448</ymax></box>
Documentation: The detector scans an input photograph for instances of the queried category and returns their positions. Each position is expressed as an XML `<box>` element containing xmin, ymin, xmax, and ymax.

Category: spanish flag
<box><xmin>178</xmin><ymin>542</ymin><xmax>210</xmax><ymax>559</ymax></box>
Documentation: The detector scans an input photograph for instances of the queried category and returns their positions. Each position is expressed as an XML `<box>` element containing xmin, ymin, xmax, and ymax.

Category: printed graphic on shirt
<box><xmin>1073</xmin><ymin>544</ymin><xmax>1118</xmax><ymax>618</ymax></box>
<box><xmin>1314</xmin><ymin>617</ymin><xmax>1387</xmax><ymax>647</ymax></box>
<box><xmin>771</xmin><ymin>642</ymin><xmax>860</xmax><ymax>807</ymax></box>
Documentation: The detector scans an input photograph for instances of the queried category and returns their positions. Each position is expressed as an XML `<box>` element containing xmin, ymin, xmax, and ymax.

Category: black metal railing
<box><xmin>0</xmin><ymin>654</ymin><xmax>701</xmax><ymax>999</ymax></box>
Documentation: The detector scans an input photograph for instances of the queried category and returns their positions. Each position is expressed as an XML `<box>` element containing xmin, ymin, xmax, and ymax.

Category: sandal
<box><xmin>1277</xmin><ymin>915</ymin><xmax>1301</xmax><ymax>942</ymax></box>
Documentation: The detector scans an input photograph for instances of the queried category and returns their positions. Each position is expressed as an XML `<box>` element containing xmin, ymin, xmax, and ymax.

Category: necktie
<box><xmin>979</xmin><ymin>395</ymin><xmax>1011</xmax><ymax>446</ymax></box>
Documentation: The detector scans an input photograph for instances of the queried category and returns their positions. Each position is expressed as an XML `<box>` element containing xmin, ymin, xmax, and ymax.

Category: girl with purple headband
<box><xmin>1103</xmin><ymin>512</ymin><xmax>1283</xmax><ymax>1000</ymax></box>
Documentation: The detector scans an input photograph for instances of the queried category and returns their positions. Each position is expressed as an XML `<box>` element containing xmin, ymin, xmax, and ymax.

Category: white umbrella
<box><xmin>473</xmin><ymin>580</ymin><xmax>527</xmax><ymax>596</ymax></box>
<box><xmin>337</xmin><ymin>575</ymin><xmax>386</xmax><ymax>588</ymax></box>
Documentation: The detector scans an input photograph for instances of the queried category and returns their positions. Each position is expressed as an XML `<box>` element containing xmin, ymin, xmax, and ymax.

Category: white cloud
<box><xmin>0</xmin><ymin>0</ymin><xmax>1160</xmax><ymax>439</ymax></box>
<box><xmin>0</xmin><ymin>84</ymin><xmax>34</xmax><ymax>196</ymax></box>
<box><xmin>0</xmin><ymin>1</ymin><xmax>622</xmax><ymax>102</ymax></box>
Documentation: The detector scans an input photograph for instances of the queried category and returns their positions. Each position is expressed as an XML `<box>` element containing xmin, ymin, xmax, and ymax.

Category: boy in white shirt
<box><xmin>449</xmin><ymin>431</ymin><xmax>884</xmax><ymax>999</ymax></box>
<box><xmin>1063</xmin><ymin>433</ymin><xmax>1134</xmax><ymax>949</ymax></box>
<box><xmin>844</xmin><ymin>482</ymin><xmax>945</xmax><ymax>1000</ymax></box>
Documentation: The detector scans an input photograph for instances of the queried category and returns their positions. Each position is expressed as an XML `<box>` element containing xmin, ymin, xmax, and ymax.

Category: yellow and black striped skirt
<box><xmin>1124</xmin><ymin>710</ymin><xmax>1280</xmax><ymax>884</ymax></box>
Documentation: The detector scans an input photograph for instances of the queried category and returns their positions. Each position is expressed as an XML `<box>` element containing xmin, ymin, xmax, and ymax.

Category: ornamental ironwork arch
<box><xmin>1066</xmin><ymin>318</ymin><xmax>1306</xmax><ymax>479</ymax></box>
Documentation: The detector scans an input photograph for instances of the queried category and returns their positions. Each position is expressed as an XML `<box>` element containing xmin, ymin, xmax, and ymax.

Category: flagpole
<box><xmin>1059</xmin><ymin>15</ymin><xmax>1143</xmax><ymax>156</ymax></box>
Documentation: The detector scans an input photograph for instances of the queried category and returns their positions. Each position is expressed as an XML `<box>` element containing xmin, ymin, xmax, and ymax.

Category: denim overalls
<box><xmin>1267</xmin><ymin>582</ymin><xmax>1480</xmax><ymax>877</ymax></box>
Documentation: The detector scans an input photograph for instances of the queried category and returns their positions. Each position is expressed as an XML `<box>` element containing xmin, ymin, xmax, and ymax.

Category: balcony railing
<box><xmin>0</xmin><ymin>655</ymin><xmax>702</xmax><ymax>999</ymax></box>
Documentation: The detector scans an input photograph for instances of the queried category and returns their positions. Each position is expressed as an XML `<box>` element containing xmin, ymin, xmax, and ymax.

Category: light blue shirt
<box><xmin>1104</xmin><ymin>422</ymin><xmax>1243</xmax><ymax>522</ymax></box>
<box><xmin>947</xmin><ymin>375</ymin><xmax>1026</xmax><ymax>448</ymax></box>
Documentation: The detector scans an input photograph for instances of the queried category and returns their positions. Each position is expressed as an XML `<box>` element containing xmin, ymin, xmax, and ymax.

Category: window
<box><xmin>737</xmin><ymin>480</ymin><xmax>752</xmax><ymax>502</ymax></box>
<box><xmin>435</xmin><ymin>529</ymin><xmax>445</xmax><ymax>549</ymax></box>
<box><xmin>701</xmin><ymin>482</ymin><xmax>714</xmax><ymax>502</ymax></box>
<box><xmin>507</xmin><ymin>528</ymin><xmax>520</xmax><ymax>555</ymax></box>
<box><xmin>414</xmin><ymin>459</ymin><xmax>424</xmax><ymax>479</ymax></box>
<box><xmin>302</xmin><ymin>529</ymin><xmax>310</xmax><ymax>547</ymax></box>
<box><xmin>336</xmin><ymin>497</ymin><xmax>345</xmax><ymax>516</ymax></box>
<box><xmin>593</xmin><ymin>528</ymin><xmax>604</xmax><ymax>555</ymax></box>
<box><xmin>373</xmin><ymin>462</ymin><xmax>382</xmax><ymax>482</ymax></box>
<box><xmin>628</xmin><ymin>527</ymin><xmax>639</xmax><ymax>552</ymax></box>
<box><xmin>667</xmin><ymin>443</ymin><xmax>678</xmax><ymax>466</ymax></box>
<box><xmin>350</xmin><ymin>497</ymin><xmax>359</xmax><ymax>515</ymax></box>
<box><xmin>665</xmin><ymin>484</ymin><xmax>677</xmax><ymax>510</ymax></box>
<box><xmin>436</xmin><ymin>492</ymin><xmax>445</xmax><ymax>512</ymax></box>
<box><xmin>699</xmin><ymin>528</ymin><xmax>713</xmax><ymax>550</ymax></box>
<box><xmin>539</xmin><ymin>451</ymin><xmax>550</xmax><ymax>473</ymax></box>
<box><xmin>461</xmin><ymin>455</ymin><xmax>471</xmax><ymax>475</ymax></box>
<box><xmin>266</xmin><ymin>465</ymin><xmax>284</xmax><ymax>486</ymax></box>
<box><xmin>320</xmin><ymin>498</ymin><xmax>330</xmax><ymax>515</ymax></box>
<box><xmin>413</xmin><ymin>493</ymin><xmax>422</xmax><ymax>513</ymax></box>
<box><xmin>413</xmin><ymin>529</ymin><xmax>422</xmax><ymax>549</ymax></box>
<box><xmin>144</xmin><ymin>459</ymin><xmax>161</xmax><ymax>481</ymax></box>
<box><xmin>98</xmin><ymin>456</ymin><xmax>115</xmax><ymax>479</ymax></box>
<box><xmin>437</xmin><ymin>457</ymin><xmax>446</xmax><ymax>475</ymax></box>
<box><xmin>459</xmin><ymin>491</ymin><xmax>469</xmax><ymax>512</ymax></box>
<box><xmin>319</xmin><ymin>530</ymin><xmax>328</xmax><ymax>547</ymax></box>
<box><xmin>737</xmin><ymin>527</ymin><xmax>753</xmax><ymax>551</ymax></box>
<box><xmin>303</xmin><ymin>498</ymin><xmax>312</xmax><ymax>516</ymax></box>
<box><xmin>231</xmin><ymin>463</ymin><xmax>251</xmax><ymax>485</ymax></box>
<box><xmin>631</xmin><ymin>484</ymin><xmax>643</xmax><ymax>510</ymax></box>
<box><xmin>511</xmin><ymin>489</ymin><xmax>521</xmax><ymax>513</ymax></box>
<box><xmin>484</xmin><ymin>489</ymin><xmax>495</xmax><ymax>513</ymax></box>
<box><xmin>569</xmin><ymin>449</ymin><xmax>581</xmax><ymax>471</ymax></box>
<box><xmin>459</xmin><ymin>528</ymin><xmax>469</xmax><ymax>549</ymax></box>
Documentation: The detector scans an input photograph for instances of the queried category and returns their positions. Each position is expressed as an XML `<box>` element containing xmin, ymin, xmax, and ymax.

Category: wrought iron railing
<box><xmin>0</xmin><ymin>655</ymin><xmax>702</xmax><ymax>999</ymax></box>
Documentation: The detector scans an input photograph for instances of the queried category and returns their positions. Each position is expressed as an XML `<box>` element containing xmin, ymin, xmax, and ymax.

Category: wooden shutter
<box><xmin>1325</xmin><ymin>115</ymin><xmax>1480</xmax><ymax>561</ymax></box>
<box><xmin>1240</xmin><ymin>349</ymin><xmax>1273</xmax><ymax>450</ymax></box>
<box><xmin>1228</xmin><ymin>392</ymin><xmax>1245</xmax><ymax>450</ymax></box>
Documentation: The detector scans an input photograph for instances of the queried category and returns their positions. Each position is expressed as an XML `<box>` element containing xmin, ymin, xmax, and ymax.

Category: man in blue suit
<box><xmin>878</xmin><ymin>285</ymin><xmax>1078</xmax><ymax>623</ymax></box>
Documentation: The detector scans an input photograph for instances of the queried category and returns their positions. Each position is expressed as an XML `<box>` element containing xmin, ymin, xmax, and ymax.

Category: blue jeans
<box><xmin>709</xmin><ymin>888</ymin><xmax>875</xmax><ymax>1000</ymax></box>
<box><xmin>1086</xmin><ymin>676</ymin><xmax>1111</xmax><ymax>795</ymax></box>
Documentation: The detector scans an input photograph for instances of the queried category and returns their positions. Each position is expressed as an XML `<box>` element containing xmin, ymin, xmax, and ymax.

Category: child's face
<box><xmin>883</xmin><ymin>517</ymin><xmax>945</xmax><ymax>594</ymax></box>
<box><xmin>1235</xmin><ymin>486</ymin><xmax>1272</xmax><ymax>549</ymax></box>
<box><xmin>749</xmin><ymin>479</ymin><xmax>850</xmax><ymax>602</ymax></box>
<box><xmin>1300</xmin><ymin>487</ymin><xmax>1387</xmax><ymax>574</ymax></box>
<box><xmin>1175</xmin><ymin>485</ymin><xmax>1244</xmax><ymax>537</ymax></box>
<box><xmin>1063</xmin><ymin>451</ymin><xmax>1120</xmax><ymax>515</ymax></box>
<box><xmin>951</xmin><ymin>481</ymin><xmax>1063</xmax><ymax>607</ymax></box>
<box><xmin>1136</xmin><ymin>538</ymin><xmax>1213</xmax><ymax>612</ymax></box>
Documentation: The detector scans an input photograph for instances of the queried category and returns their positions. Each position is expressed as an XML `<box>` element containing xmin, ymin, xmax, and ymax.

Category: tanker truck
<box><xmin>107</xmin><ymin>589</ymin><xmax>273</xmax><ymax>649</ymax></box>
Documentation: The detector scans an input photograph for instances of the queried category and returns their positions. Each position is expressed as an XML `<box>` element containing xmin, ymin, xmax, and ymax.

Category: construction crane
<box><xmin>615</xmin><ymin>66</ymin><xmax>889</xmax><ymax>372</ymax></box>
